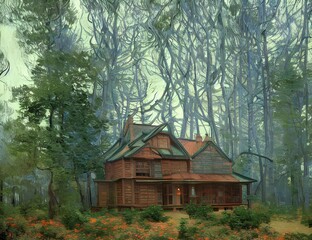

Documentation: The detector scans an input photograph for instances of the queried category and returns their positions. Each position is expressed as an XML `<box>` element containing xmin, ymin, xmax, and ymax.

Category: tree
<box><xmin>10</xmin><ymin>50</ymin><xmax>107</xmax><ymax>216</ymax></box>
<box><xmin>272</xmin><ymin>65</ymin><xmax>306</xmax><ymax>207</ymax></box>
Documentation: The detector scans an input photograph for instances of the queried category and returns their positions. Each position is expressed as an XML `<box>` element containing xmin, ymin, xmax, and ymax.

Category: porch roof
<box><xmin>162</xmin><ymin>173</ymin><xmax>239</xmax><ymax>182</ymax></box>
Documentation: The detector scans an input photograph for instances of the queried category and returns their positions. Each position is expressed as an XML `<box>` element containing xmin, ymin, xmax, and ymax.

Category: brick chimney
<box><xmin>123</xmin><ymin>115</ymin><xmax>134</xmax><ymax>140</ymax></box>
<box><xmin>195</xmin><ymin>134</ymin><xmax>203</xmax><ymax>150</ymax></box>
<box><xmin>195</xmin><ymin>134</ymin><xmax>202</xmax><ymax>143</ymax></box>
<box><xmin>203</xmin><ymin>133</ymin><xmax>211</xmax><ymax>142</ymax></box>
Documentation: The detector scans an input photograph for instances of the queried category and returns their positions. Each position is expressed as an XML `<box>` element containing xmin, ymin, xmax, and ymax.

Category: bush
<box><xmin>185</xmin><ymin>203</ymin><xmax>213</xmax><ymax>220</ymax></box>
<box><xmin>121</xmin><ymin>209</ymin><xmax>137</xmax><ymax>224</ymax></box>
<box><xmin>284</xmin><ymin>232</ymin><xmax>312</xmax><ymax>240</ymax></box>
<box><xmin>140</xmin><ymin>205</ymin><xmax>168</xmax><ymax>222</ymax></box>
<box><xmin>301</xmin><ymin>212</ymin><xmax>312</xmax><ymax>227</ymax></box>
<box><xmin>220</xmin><ymin>206</ymin><xmax>271</xmax><ymax>230</ymax></box>
<box><xmin>178</xmin><ymin>218</ymin><xmax>198</xmax><ymax>240</ymax></box>
<box><xmin>60</xmin><ymin>207</ymin><xmax>86</xmax><ymax>229</ymax></box>
<box><xmin>19</xmin><ymin>197</ymin><xmax>47</xmax><ymax>217</ymax></box>
<box><xmin>5</xmin><ymin>215</ymin><xmax>28</xmax><ymax>239</ymax></box>
<box><xmin>38</xmin><ymin>219</ymin><xmax>67</xmax><ymax>239</ymax></box>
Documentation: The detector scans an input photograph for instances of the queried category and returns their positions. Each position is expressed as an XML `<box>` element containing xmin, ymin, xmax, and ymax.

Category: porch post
<box><xmin>247</xmin><ymin>183</ymin><xmax>251</xmax><ymax>208</ymax></box>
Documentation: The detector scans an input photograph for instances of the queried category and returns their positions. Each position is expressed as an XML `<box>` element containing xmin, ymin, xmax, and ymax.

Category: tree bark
<box><xmin>48</xmin><ymin>171</ymin><xmax>58</xmax><ymax>219</ymax></box>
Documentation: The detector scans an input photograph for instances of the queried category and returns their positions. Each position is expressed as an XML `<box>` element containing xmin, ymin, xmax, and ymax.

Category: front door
<box><xmin>163</xmin><ymin>184</ymin><xmax>184</xmax><ymax>205</ymax></box>
<box><xmin>175</xmin><ymin>186</ymin><xmax>182</xmax><ymax>205</ymax></box>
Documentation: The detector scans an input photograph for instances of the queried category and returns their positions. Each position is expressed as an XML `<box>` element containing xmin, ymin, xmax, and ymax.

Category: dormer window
<box><xmin>151</xmin><ymin>135</ymin><xmax>169</xmax><ymax>149</ymax></box>
<box><xmin>136</xmin><ymin>161</ymin><xmax>150</xmax><ymax>176</ymax></box>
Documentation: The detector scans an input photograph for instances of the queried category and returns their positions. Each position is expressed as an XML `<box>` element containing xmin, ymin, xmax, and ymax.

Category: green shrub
<box><xmin>121</xmin><ymin>209</ymin><xmax>137</xmax><ymax>224</ymax></box>
<box><xmin>148</xmin><ymin>235</ymin><xmax>171</xmax><ymax>240</ymax></box>
<box><xmin>284</xmin><ymin>232</ymin><xmax>312</xmax><ymax>240</ymax></box>
<box><xmin>19</xmin><ymin>197</ymin><xmax>47</xmax><ymax>217</ymax></box>
<box><xmin>0</xmin><ymin>216</ymin><xmax>7</xmax><ymax>239</ymax></box>
<box><xmin>39</xmin><ymin>221</ymin><xmax>67</xmax><ymax>239</ymax></box>
<box><xmin>178</xmin><ymin>218</ymin><xmax>198</xmax><ymax>240</ymax></box>
<box><xmin>185</xmin><ymin>203</ymin><xmax>213</xmax><ymax>220</ymax></box>
<box><xmin>220</xmin><ymin>206</ymin><xmax>271</xmax><ymax>230</ymax></box>
<box><xmin>60</xmin><ymin>206</ymin><xmax>86</xmax><ymax>229</ymax></box>
<box><xmin>140</xmin><ymin>205</ymin><xmax>168</xmax><ymax>222</ymax></box>
<box><xmin>301</xmin><ymin>212</ymin><xmax>312</xmax><ymax>227</ymax></box>
<box><xmin>5</xmin><ymin>215</ymin><xmax>28</xmax><ymax>239</ymax></box>
<box><xmin>0</xmin><ymin>203</ymin><xmax>20</xmax><ymax>216</ymax></box>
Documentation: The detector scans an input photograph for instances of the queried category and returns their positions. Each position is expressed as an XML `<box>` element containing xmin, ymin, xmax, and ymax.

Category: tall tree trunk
<box><xmin>301</xmin><ymin>0</ymin><xmax>310</xmax><ymax>212</ymax></box>
<box><xmin>75</xmin><ymin>174</ymin><xmax>85</xmax><ymax>210</ymax></box>
<box><xmin>48</xmin><ymin>171</ymin><xmax>58</xmax><ymax>219</ymax></box>
<box><xmin>0</xmin><ymin>179</ymin><xmax>3</xmax><ymax>203</ymax></box>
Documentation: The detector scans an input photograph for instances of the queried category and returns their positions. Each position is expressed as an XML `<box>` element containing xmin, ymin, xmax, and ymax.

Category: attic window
<box><xmin>136</xmin><ymin>161</ymin><xmax>150</xmax><ymax>177</ymax></box>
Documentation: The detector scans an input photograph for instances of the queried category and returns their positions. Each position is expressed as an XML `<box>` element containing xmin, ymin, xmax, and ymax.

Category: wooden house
<box><xmin>95</xmin><ymin>117</ymin><xmax>256</xmax><ymax>210</ymax></box>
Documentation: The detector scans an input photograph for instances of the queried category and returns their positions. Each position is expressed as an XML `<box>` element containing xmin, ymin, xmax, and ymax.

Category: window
<box><xmin>136</xmin><ymin>161</ymin><xmax>150</xmax><ymax>176</ymax></box>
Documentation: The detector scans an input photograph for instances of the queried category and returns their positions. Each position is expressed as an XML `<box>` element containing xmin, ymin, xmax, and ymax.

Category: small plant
<box><xmin>39</xmin><ymin>220</ymin><xmax>67</xmax><ymax>239</ymax></box>
<box><xmin>185</xmin><ymin>202</ymin><xmax>214</xmax><ymax>220</ymax></box>
<box><xmin>121</xmin><ymin>209</ymin><xmax>137</xmax><ymax>224</ymax></box>
<box><xmin>4</xmin><ymin>215</ymin><xmax>28</xmax><ymax>239</ymax></box>
<box><xmin>140</xmin><ymin>205</ymin><xmax>168</xmax><ymax>222</ymax></box>
<box><xmin>284</xmin><ymin>232</ymin><xmax>312</xmax><ymax>240</ymax></box>
<box><xmin>220</xmin><ymin>206</ymin><xmax>271</xmax><ymax>230</ymax></box>
<box><xmin>301</xmin><ymin>213</ymin><xmax>312</xmax><ymax>227</ymax></box>
<box><xmin>60</xmin><ymin>207</ymin><xmax>86</xmax><ymax>229</ymax></box>
<box><xmin>178</xmin><ymin>218</ymin><xmax>198</xmax><ymax>240</ymax></box>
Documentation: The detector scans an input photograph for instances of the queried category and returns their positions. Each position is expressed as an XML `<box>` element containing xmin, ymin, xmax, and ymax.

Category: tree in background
<box><xmin>8</xmin><ymin>0</ymin><xmax>109</xmax><ymax>217</ymax></box>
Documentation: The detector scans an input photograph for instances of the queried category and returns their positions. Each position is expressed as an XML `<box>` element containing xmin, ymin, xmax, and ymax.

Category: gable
<box><xmin>131</xmin><ymin>132</ymin><xmax>189</xmax><ymax>159</ymax></box>
<box><xmin>105</xmin><ymin>123</ymin><xmax>189</xmax><ymax>162</ymax></box>
<box><xmin>192</xmin><ymin>142</ymin><xmax>232</xmax><ymax>174</ymax></box>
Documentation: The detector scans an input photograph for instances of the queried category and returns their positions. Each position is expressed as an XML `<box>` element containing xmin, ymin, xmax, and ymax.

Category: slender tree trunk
<box><xmin>48</xmin><ymin>171</ymin><xmax>58</xmax><ymax>219</ymax></box>
<box><xmin>301</xmin><ymin>0</ymin><xmax>310</xmax><ymax>212</ymax></box>
<box><xmin>0</xmin><ymin>179</ymin><xmax>3</xmax><ymax>203</ymax></box>
<box><xmin>75</xmin><ymin>174</ymin><xmax>85</xmax><ymax>210</ymax></box>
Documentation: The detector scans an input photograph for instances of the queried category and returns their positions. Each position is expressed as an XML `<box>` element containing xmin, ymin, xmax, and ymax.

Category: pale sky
<box><xmin>0</xmin><ymin>24</ymin><xmax>29</xmax><ymax>111</ymax></box>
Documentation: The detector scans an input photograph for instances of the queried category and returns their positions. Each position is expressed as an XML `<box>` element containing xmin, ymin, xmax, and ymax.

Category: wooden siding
<box><xmin>134</xmin><ymin>183</ymin><xmax>160</xmax><ymax>206</ymax></box>
<box><xmin>132</xmin><ymin>147</ymin><xmax>161</xmax><ymax>159</ymax></box>
<box><xmin>124</xmin><ymin>179</ymin><xmax>133</xmax><ymax>205</ymax></box>
<box><xmin>97</xmin><ymin>182</ymin><xmax>109</xmax><ymax>207</ymax></box>
<box><xmin>150</xmin><ymin>134</ymin><xmax>170</xmax><ymax>149</ymax></box>
<box><xmin>162</xmin><ymin>160</ymin><xmax>188</xmax><ymax>176</ymax></box>
<box><xmin>192</xmin><ymin>149</ymin><xmax>232</xmax><ymax>174</ymax></box>
<box><xmin>105</xmin><ymin>160</ymin><xmax>124</xmax><ymax>180</ymax></box>
<box><xmin>116</xmin><ymin>181</ymin><xmax>123</xmax><ymax>205</ymax></box>
<box><xmin>124</xmin><ymin>160</ymin><xmax>133</xmax><ymax>178</ymax></box>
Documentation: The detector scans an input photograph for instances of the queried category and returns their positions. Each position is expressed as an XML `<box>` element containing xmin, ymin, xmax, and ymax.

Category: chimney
<box><xmin>195</xmin><ymin>134</ymin><xmax>203</xmax><ymax>150</ymax></box>
<box><xmin>123</xmin><ymin>115</ymin><xmax>134</xmax><ymax>140</ymax></box>
<box><xmin>195</xmin><ymin>134</ymin><xmax>202</xmax><ymax>143</ymax></box>
<box><xmin>203</xmin><ymin>133</ymin><xmax>211</xmax><ymax>142</ymax></box>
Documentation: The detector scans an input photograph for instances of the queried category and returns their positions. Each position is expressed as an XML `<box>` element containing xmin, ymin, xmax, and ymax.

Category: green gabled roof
<box><xmin>105</xmin><ymin>122</ymin><xmax>189</xmax><ymax>162</ymax></box>
<box><xmin>192</xmin><ymin>141</ymin><xmax>232</xmax><ymax>162</ymax></box>
<box><xmin>232</xmin><ymin>171</ymin><xmax>257</xmax><ymax>183</ymax></box>
<box><xmin>142</xmin><ymin>123</ymin><xmax>168</xmax><ymax>142</ymax></box>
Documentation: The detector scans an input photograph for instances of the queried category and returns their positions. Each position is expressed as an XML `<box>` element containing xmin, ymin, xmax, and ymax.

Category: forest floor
<box><xmin>164</xmin><ymin>211</ymin><xmax>312</xmax><ymax>235</ymax></box>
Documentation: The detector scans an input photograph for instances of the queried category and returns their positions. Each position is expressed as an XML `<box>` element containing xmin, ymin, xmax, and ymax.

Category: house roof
<box><xmin>178</xmin><ymin>139</ymin><xmax>202</xmax><ymax>156</ymax></box>
<box><xmin>163</xmin><ymin>173</ymin><xmax>240</xmax><ymax>182</ymax></box>
<box><xmin>178</xmin><ymin>138</ymin><xmax>232</xmax><ymax>162</ymax></box>
<box><xmin>232</xmin><ymin>172</ymin><xmax>257</xmax><ymax>183</ymax></box>
<box><xmin>105</xmin><ymin>122</ymin><xmax>189</xmax><ymax>162</ymax></box>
